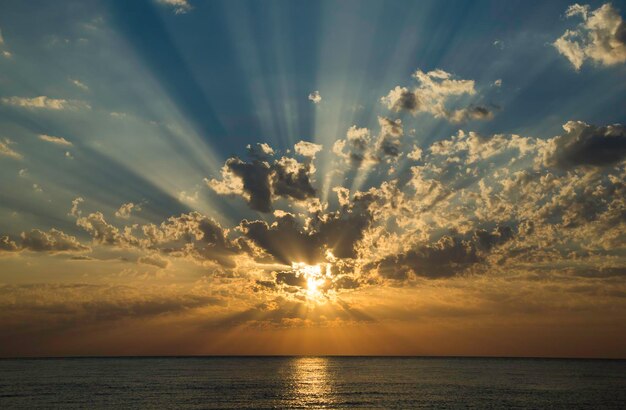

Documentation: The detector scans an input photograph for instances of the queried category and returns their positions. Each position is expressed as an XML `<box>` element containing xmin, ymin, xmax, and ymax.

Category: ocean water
<box><xmin>0</xmin><ymin>357</ymin><xmax>624</xmax><ymax>408</ymax></box>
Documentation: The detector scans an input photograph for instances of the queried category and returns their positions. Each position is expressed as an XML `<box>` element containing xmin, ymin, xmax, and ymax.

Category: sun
<box><xmin>292</xmin><ymin>262</ymin><xmax>331</xmax><ymax>301</ymax></box>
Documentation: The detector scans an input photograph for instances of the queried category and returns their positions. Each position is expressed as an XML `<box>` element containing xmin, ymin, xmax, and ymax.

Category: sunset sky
<box><xmin>1</xmin><ymin>0</ymin><xmax>625</xmax><ymax>358</ymax></box>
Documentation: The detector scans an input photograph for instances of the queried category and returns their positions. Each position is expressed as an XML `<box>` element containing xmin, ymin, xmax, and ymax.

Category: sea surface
<box><xmin>0</xmin><ymin>357</ymin><xmax>624</xmax><ymax>408</ymax></box>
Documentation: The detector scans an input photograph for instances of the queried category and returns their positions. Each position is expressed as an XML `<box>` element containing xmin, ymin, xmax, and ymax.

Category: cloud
<box><xmin>381</xmin><ymin>69</ymin><xmax>491</xmax><ymax>123</ymax></box>
<box><xmin>554</xmin><ymin>3</ymin><xmax>626</xmax><ymax>70</ymax></box>
<box><xmin>333</xmin><ymin>117</ymin><xmax>405</xmax><ymax>168</ymax></box>
<box><xmin>449</xmin><ymin>105</ymin><xmax>495</xmax><ymax>123</ymax></box>
<box><xmin>371</xmin><ymin>226</ymin><xmax>513</xmax><ymax>280</ymax></box>
<box><xmin>69</xmin><ymin>197</ymin><xmax>84</xmax><ymax>217</ymax></box>
<box><xmin>240</xmin><ymin>190</ymin><xmax>374</xmax><ymax>265</ymax></box>
<box><xmin>1</xmin><ymin>96</ymin><xmax>90</xmax><ymax>110</ymax></box>
<box><xmin>115</xmin><ymin>202</ymin><xmax>140</xmax><ymax>219</ymax></box>
<box><xmin>76</xmin><ymin>212</ymin><xmax>133</xmax><ymax>247</ymax></box>
<box><xmin>156</xmin><ymin>0</ymin><xmax>192</xmax><ymax>14</ymax></box>
<box><xmin>294</xmin><ymin>141</ymin><xmax>322</xmax><ymax>158</ymax></box>
<box><xmin>543</xmin><ymin>121</ymin><xmax>626</xmax><ymax>168</ymax></box>
<box><xmin>0</xmin><ymin>139</ymin><xmax>22</xmax><ymax>160</ymax></box>
<box><xmin>0</xmin><ymin>236</ymin><xmax>19</xmax><ymax>252</ymax></box>
<box><xmin>138</xmin><ymin>254</ymin><xmax>170</xmax><ymax>269</ymax></box>
<box><xmin>207</xmin><ymin>145</ymin><xmax>317</xmax><ymax>213</ymax></box>
<box><xmin>19</xmin><ymin>229</ymin><xmax>90</xmax><ymax>253</ymax></box>
<box><xmin>70</xmin><ymin>79</ymin><xmax>89</xmax><ymax>91</ymax></box>
<box><xmin>246</xmin><ymin>142</ymin><xmax>275</xmax><ymax>160</ymax></box>
<box><xmin>308</xmin><ymin>90</ymin><xmax>322</xmax><ymax>104</ymax></box>
<box><xmin>39</xmin><ymin>134</ymin><xmax>73</xmax><ymax>146</ymax></box>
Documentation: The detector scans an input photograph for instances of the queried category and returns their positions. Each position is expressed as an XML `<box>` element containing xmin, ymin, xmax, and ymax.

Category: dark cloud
<box><xmin>275</xmin><ymin>270</ymin><xmax>308</xmax><ymax>287</ymax></box>
<box><xmin>227</xmin><ymin>157</ymin><xmax>274</xmax><ymax>212</ymax></box>
<box><xmin>0</xmin><ymin>236</ymin><xmax>19</xmax><ymax>252</ymax></box>
<box><xmin>209</xmin><ymin>148</ymin><xmax>317</xmax><ymax>213</ymax></box>
<box><xmin>240</xmin><ymin>192</ymin><xmax>374</xmax><ymax>264</ymax></box>
<box><xmin>547</xmin><ymin>121</ymin><xmax>626</xmax><ymax>168</ymax></box>
<box><xmin>373</xmin><ymin>227</ymin><xmax>514</xmax><ymax>280</ymax></box>
<box><xmin>272</xmin><ymin>157</ymin><xmax>316</xmax><ymax>201</ymax></box>
<box><xmin>239</xmin><ymin>213</ymin><xmax>321</xmax><ymax>264</ymax></box>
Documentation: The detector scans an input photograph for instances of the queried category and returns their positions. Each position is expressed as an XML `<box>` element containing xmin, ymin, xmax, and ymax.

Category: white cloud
<box><xmin>2</xmin><ymin>96</ymin><xmax>90</xmax><ymax>110</ymax></box>
<box><xmin>70</xmin><ymin>79</ymin><xmax>89</xmax><ymax>91</ymax></box>
<box><xmin>294</xmin><ymin>141</ymin><xmax>322</xmax><ymax>158</ymax></box>
<box><xmin>39</xmin><ymin>134</ymin><xmax>73</xmax><ymax>146</ymax></box>
<box><xmin>156</xmin><ymin>0</ymin><xmax>192</xmax><ymax>14</ymax></box>
<box><xmin>0</xmin><ymin>139</ymin><xmax>22</xmax><ymax>160</ymax></box>
<box><xmin>554</xmin><ymin>3</ymin><xmax>626</xmax><ymax>70</ymax></box>
<box><xmin>381</xmin><ymin>69</ymin><xmax>492</xmax><ymax>123</ymax></box>
<box><xmin>115</xmin><ymin>202</ymin><xmax>139</xmax><ymax>219</ymax></box>
<box><xmin>308</xmin><ymin>90</ymin><xmax>322</xmax><ymax>104</ymax></box>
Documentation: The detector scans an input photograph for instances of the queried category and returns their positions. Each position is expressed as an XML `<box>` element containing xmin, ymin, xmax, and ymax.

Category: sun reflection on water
<box><xmin>289</xmin><ymin>357</ymin><xmax>334</xmax><ymax>407</ymax></box>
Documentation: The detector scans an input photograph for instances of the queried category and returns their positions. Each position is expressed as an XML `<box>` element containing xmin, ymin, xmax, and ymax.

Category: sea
<box><xmin>0</xmin><ymin>357</ymin><xmax>624</xmax><ymax>408</ymax></box>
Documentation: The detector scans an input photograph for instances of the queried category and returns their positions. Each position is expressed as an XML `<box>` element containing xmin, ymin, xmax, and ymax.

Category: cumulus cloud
<box><xmin>156</xmin><ymin>0</ymin><xmax>192</xmax><ymax>14</ymax></box>
<box><xmin>39</xmin><ymin>134</ymin><xmax>73</xmax><ymax>146</ymax></box>
<box><xmin>294</xmin><ymin>141</ymin><xmax>323</xmax><ymax>158</ymax></box>
<box><xmin>381</xmin><ymin>69</ymin><xmax>493</xmax><ymax>123</ymax></box>
<box><xmin>0</xmin><ymin>139</ymin><xmax>22</xmax><ymax>160</ymax></box>
<box><xmin>333</xmin><ymin>117</ymin><xmax>405</xmax><ymax>168</ymax></box>
<box><xmin>0</xmin><ymin>236</ymin><xmax>19</xmax><ymax>252</ymax></box>
<box><xmin>308</xmin><ymin>90</ymin><xmax>322</xmax><ymax>104</ymax></box>
<box><xmin>543</xmin><ymin>121</ymin><xmax>626</xmax><ymax>168</ymax></box>
<box><xmin>1</xmin><ymin>96</ymin><xmax>90</xmax><ymax>110</ymax></box>
<box><xmin>11</xmin><ymin>229</ymin><xmax>90</xmax><ymax>253</ymax></box>
<box><xmin>554</xmin><ymin>3</ymin><xmax>626</xmax><ymax>70</ymax></box>
<box><xmin>115</xmin><ymin>202</ymin><xmax>140</xmax><ymax>219</ymax></box>
<box><xmin>207</xmin><ymin>144</ymin><xmax>317</xmax><ymax>213</ymax></box>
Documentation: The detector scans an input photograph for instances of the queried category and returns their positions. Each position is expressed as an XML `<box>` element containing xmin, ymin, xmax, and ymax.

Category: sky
<box><xmin>0</xmin><ymin>0</ymin><xmax>625</xmax><ymax>358</ymax></box>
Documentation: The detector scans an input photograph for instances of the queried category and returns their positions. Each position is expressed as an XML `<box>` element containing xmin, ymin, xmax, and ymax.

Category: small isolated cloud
<box><xmin>0</xmin><ymin>28</ymin><xmax>12</xmax><ymax>59</ymax></box>
<box><xmin>554</xmin><ymin>3</ymin><xmax>626</xmax><ymax>70</ymax></box>
<box><xmin>308</xmin><ymin>90</ymin><xmax>322</xmax><ymax>104</ymax></box>
<box><xmin>115</xmin><ymin>202</ymin><xmax>140</xmax><ymax>219</ymax></box>
<box><xmin>493</xmin><ymin>39</ymin><xmax>505</xmax><ymax>49</ymax></box>
<box><xmin>39</xmin><ymin>134</ymin><xmax>73</xmax><ymax>146</ymax></box>
<box><xmin>178</xmin><ymin>190</ymin><xmax>199</xmax><ymax>204</ymax></box>
<box><xmin>138</xmin><ymin>254</ymin><xmax>170</xmax><ymax>269</ymax></box>
<box><xmin>70</xmin><ymin>79</ymin><xmax>89</xmax><ymax>91</ymax></box>
<box><xmin>69</xmin><ymin>197</ymin><xmax>84</xmax><ymax>217</ymax></box>
<box><xmin>493</xmin><ymin>79</ymin><xmax>502</xmax><ymax>87</ymax></box>
<box><xmin>294</xmin><ymin>141</ymin><xmax>322</xmax><ymax>158</ymax></box>
<box><xmin>0</xmin><ymin>139</ymin><xmax>22</xmax><ymax>160</ymax></box>
<box><xmin>156</xmin><ymin>0</ymin><xmax>192</xmax><ymax>14</ymax></box>
<box><xmin>1</xmin><ymin>96</ymin><xmax>90</xmax><ymax>110</ymax></box>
